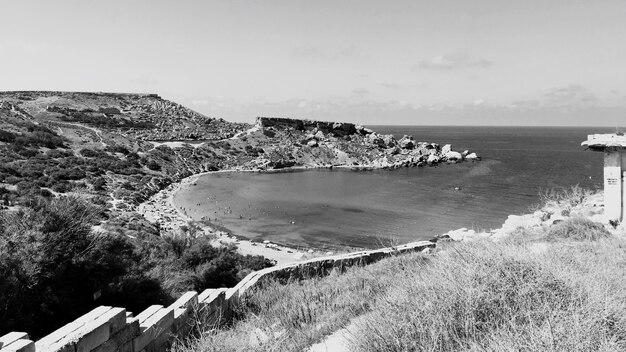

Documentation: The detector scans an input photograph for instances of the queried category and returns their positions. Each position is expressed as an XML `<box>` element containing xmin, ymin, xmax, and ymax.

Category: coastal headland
<box><xmin>0</xmin><ymin>90</ymin><xmax>479</xmax><ymax>261</ymax></box>
<box><xmin>0</xmin><ymin>91</ymin><xmax>484</xmax><ymax>338</ymax></box>
<box><xmin>135</xmin><ymin>116</ymin><xmax>481</xmax><ymax>262</ymax></box>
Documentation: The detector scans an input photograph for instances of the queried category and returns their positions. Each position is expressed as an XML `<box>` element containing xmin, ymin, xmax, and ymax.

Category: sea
<box><xmin>173</xmin><ymin>126</ymin><xmax>612</xmax><ymax>250</ymax></box>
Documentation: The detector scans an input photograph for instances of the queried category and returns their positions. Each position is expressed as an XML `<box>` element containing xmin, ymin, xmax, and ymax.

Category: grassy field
<box><xmin>173</xmin><ymin>214</ymin><xmax>626</xmax><ymax>352</ymax></box>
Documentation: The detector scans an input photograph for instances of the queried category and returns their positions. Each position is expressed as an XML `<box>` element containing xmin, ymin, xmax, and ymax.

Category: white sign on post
<box><xmin>604</xmin><ymin>152</ymin><xmax>622</xmax><ymax>222</ymax></box>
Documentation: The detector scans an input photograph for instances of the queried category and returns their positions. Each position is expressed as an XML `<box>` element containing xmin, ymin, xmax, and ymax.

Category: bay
<box><xmin>173</xmin><ymin>126</ymin><xmax>611</xmax><ymax>250</ymax></box>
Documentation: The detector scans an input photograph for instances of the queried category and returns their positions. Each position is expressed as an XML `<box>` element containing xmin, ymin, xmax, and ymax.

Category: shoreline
<box><xmin>135</xmin><ymin>159</ymin><xmax>479</xmax><ymax>264</ymax></box>
<box><xmin>136</xmin><ymin>165</ymin><xmax>370</xmax><ymax>264</ymax></box>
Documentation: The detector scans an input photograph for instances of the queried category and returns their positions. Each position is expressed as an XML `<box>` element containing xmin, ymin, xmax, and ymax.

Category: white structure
<box><xmin>582</xmin><ymin>134</ymin><xmax>626</xmax><ymax>223</ymax></box>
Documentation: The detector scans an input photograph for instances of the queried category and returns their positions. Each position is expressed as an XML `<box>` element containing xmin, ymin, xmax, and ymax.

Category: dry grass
<box><xmin>538</xmin><ymin>185</ymin><xmax>595</xmax><ymax>208</ymax></box>
<box><xmin>546</xmin><ymin>217</ymin><xmax>611</xmax><ymax>241</ymax></box>
<box><xmin>174</xmin><ymin>200</ymin><xmax>625</xmax><ymax>351</ymax></box>
<box><xmin>350</xmin><ymin>238</ymin><xmax>626</xmax><ymax>351</ymax></box>
<box><xmin>173</xmin><ymin>254</ymin><xmax>429</xmax><ymax>352</ymax></box>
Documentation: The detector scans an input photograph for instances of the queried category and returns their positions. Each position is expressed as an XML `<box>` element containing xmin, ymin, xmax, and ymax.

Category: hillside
<box><xmin>0</xmin><ymin>91</ymin><xmax>479</xmax><ymax>339</ymax></box>
<box><xmin>0</xmin><ymin>91</ymin><xmax>246</xmax><ymax>141</ymax></box>
<box><xmin>0</xmin><ymin>91</ymin><xmax>477</xmax><ymax>222</ymax></box>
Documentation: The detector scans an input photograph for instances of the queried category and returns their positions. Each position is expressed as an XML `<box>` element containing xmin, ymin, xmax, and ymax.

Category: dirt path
<box><xmin>56</xmin><ymin>122</ymin><xmax>107</xmax><ymax>148</ymax></box>
<box><xmin>307</xmin><ymin>316</ymin><xmax>366</xmax><ymax>352</ymax></box>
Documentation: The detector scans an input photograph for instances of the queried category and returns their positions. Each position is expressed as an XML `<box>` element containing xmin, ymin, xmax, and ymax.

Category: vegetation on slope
<box><xmin>0</xmin><ymin>91</ymin><xmax>478</xmax><ymax>339</ymax></box>
<box><xmin>174</xmin><ymin>210</ymin><xmax>625</xmax><ymax>352</ymax></box>
<box><xmin>0</xmin><ymin>196</ymin><xmax>272</xmax><ymax>338</ymax></box>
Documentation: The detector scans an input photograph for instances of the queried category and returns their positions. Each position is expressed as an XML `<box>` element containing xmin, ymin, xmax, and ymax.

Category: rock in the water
<box><xmin>307</xmin><ymin>140</ymin><xmax>318</xmax><ymax>147</ymax></box>
<box><xmin>445</xmin><ymin>151</ymin><xmax>463</xmax><ymax>161</ymax></box>
<box><xmin>427</xmin><ymin>154</ymin><xmax>440</xmax><ymax>164</ymax></box>
<box><xmin>441</xmin><ymin>144</ymin><xmax>452</xmax><ymax>155</ymax></box>
<box><xmin>465</xmin><ymin>152</ymin><xmax>479</xmax><ymax>160</ymax></box>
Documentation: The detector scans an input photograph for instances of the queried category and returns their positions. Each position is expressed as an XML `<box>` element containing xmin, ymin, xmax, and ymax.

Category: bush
<box><xmin>0</xmin><ymin>196</ymin><xmax>274</xmax><ymax>338</ymax></box>
<box><xmin>0</xmin><ymin>196</ymin><xmax>168</xmax><ymax>338</ymax></box>
<box><xmin>0</xmin><ymin>130</ymin><xmax>15</xmax><ymax>143</ymax></box>
<box><xmin>51</xmin><ymin>182</ymin><xmax>71</xmax><ymax>193</ymax></box>
<box><xmin>79</xmin><ymin>148</ymin><xmax>108</xmax><ymax>158</ymax></box>
<box><xmin>146</xmin><ymin>159</ymin><xmax>161</xmax><ymax>171</ymax></box>
<box><xmin>546</xmin><ymin>217</ymin><xmax>611</xmax><ymax>241</ymax></box>
<box><xmin>152</xmin><ymin>236</ymin><xmax>274</xmax><ymax>295</ymax></box>
<box><xmin>92</xmin><ymin>177</ymin><xmax>106</xmax><ymax>191</ymax></box>
<box><xmin>539</xmin><ymin>185</ymin><xmax>594</xmax><ymax>208</ymax></box>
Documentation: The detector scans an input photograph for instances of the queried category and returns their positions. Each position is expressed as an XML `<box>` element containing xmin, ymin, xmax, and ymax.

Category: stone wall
<box><xmin>0</xmin><ymin>241</ymin><xmax>434</xmax><ymax>352</ymax></box>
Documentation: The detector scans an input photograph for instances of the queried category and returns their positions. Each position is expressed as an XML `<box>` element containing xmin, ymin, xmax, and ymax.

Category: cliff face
<box><xmin>257</xmin><ymin>117</ymin><xmax>357</xmax><ymax>136</ymax></box>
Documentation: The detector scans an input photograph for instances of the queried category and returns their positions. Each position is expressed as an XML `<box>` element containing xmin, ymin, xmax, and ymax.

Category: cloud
<box><xmin>381</xmin><ymin>82</ymin><xmax>401</xmax><ymax>89</ymax></box>
<box><xmin>417</xmin><ymin>53</ymin><xmax>492</xmax><ymax>70</ymax></box>
<box><xmin>352</xmin><ymin>88</ymin><xmax>370</xmax><ymax>97</ymax></box>
<box><xmin>473</xmin><ymin>99</ymin><xmax>485</xmax><ymax>106</ymax></box>
<box><xmin>544</xmin><ymin>84</ymin><xmax>597</xmax><ymax>104</ymax></box>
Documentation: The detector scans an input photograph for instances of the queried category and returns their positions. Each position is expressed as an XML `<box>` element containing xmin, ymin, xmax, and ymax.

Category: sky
<box><xmin>1</xmin><ymin>0</ymin><xmax>625</xmax><ymax>126</ymax></box>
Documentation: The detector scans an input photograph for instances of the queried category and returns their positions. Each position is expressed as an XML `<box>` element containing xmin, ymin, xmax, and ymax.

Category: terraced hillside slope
<box><xmin>0</xmin><ymin>91</ymin><xmax>244</xmax><ymax>140</ymax></box>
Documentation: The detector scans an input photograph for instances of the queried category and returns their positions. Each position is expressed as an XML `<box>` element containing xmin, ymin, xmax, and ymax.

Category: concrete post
<box><xmin>604</xmin><ymin>151</ymin><xmax>622</xmax><ymax>222</ymax></box>
<box><xmin>623</xmin><ymin>171</ymin><xmax>626</xmax><ymax>222</ymax></box>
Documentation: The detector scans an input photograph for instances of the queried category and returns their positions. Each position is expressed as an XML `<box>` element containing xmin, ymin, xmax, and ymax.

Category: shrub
<box><xmin>539</xmin><ymin>185</ymin><xmax>594</xmax><ymax>207</ymax></box>
<box><xmin>146</xmin><ymin>159</ymin><xmax>161</xmax><ymax>171</ymax></box>
<box><xmin>51</xmin><ymin>182</ymin><xmax>71</xmax><ymax>193</ymax></box>
<box><xmin>79</xmin><ymin>148</ymin><xmax>107</xmax><ymax>158</ymax></box>
<box><xmin>92</xmin><ymin>177</ymin><xmax>106</xmax><ymax>191</ymax></box>
<box><xmin>0</xmin><ymin>196</ymin><xmax>168</xmax><ymax>338</ymax></box>
<box><xmin>17</xmin><ymin>148</ymin><xmax>38</xmax><ymax>158</ymax></box>
<box><xmin>0</xmin><ymin>130</ymin><xmax>15</xmax><ymax>143</ymax></box>
<box><xmin>546</xmin><ymin>217</ymin><xmax>611</xmax><ymax>241</ymax></box>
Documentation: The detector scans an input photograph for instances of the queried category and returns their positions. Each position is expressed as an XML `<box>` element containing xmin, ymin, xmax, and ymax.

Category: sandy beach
<box><xmin>136</xmin><ymin>169</ymin><xmax>339</xmax><ymax>265</ymax></box>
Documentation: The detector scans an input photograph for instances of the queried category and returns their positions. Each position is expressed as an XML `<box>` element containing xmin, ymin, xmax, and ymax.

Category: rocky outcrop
<box><xmin>439</xmin><ymin>191</ymin><xmax>619</xmax><ymax>242</ymax></box>
<box><xmin>257</xmin><ymin>117</ymin><xmax>359</xmax><ymax>137</ymax></box>
<box><xmin>250</xmin><ymin>117</ymin><xmax>479</xmax><ymax>171</ymax></box>
<box><xmin>398</xmin><ymin>135</ymin><xmax>415</xmax><ymax>149</ymax></box>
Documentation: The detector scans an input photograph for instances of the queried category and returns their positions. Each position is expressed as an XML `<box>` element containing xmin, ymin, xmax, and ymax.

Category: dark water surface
<box><xmin>174</xmin><ymin>126</ymin><xmax>610</xmax><ymax>249</ymax></box>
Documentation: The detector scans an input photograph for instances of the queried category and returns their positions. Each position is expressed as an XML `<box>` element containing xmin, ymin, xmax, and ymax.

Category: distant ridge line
<box><xmin>0</xmin><ymin>91</ymin><xmax>161</xmax><ymax>98</ymax></box>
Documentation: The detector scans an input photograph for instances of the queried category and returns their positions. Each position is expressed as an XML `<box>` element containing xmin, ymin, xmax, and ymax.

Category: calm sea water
<box><xmin>173</xmin><ymin>126</ymin><xmax>611</xmax><ymax>250</ymax></box>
